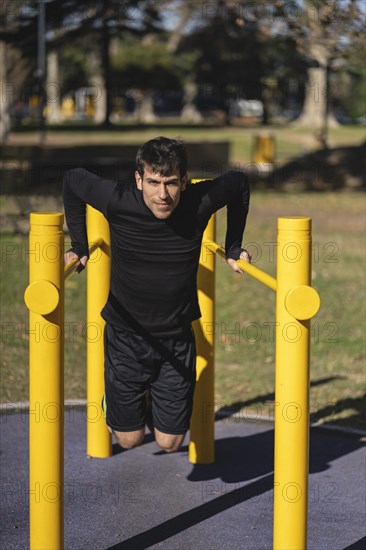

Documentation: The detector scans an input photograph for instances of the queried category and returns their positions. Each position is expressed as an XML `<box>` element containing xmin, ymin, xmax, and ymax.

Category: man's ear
<box><xmin>135</xmin><ymin>170</ymin><xmax>143</xmax><ymax>190</ymax></box>
<box><xmin>181</xmin><ymin>174</ymin><xmax>187</xmax><ymax>191</ymax></box>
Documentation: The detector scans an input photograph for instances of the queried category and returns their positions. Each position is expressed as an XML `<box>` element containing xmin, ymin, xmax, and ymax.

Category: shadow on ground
<box><xmin>214</xmin><ymin>376</ymin><xmax>366</xmax><ymax>430</ymax></box>
<box><xmin>252</xmin><ymin>142</ymin><xmax>366</xmax><ymax>191</ymax></box>
<box><xmin>343</xmin><ymin>536</ymin><xmax>366</xmax><ymax>550</ymax></box>
<box><xmin>106</xmin><ymin>425</ymin><xmax>365</xmax><ymax>550</ymax></box>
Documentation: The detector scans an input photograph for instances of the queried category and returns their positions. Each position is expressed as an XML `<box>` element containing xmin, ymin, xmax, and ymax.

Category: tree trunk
<box><xmin>92</xmin><ymin>73</ymin><xmax>107</xmax><ymax>124</ymax></box>
<box><xmin>180</xmin><ymin>80</ymin><xmax>202</xmax><ymax>122</ymax></box>
<box><xmin>46</xmin><ymin>51</ymin><xmax>61</xmax><ymax>123</ymax></box>
<box><xmin>101</xmin><ymin>6</ymin><xmax>112</xmax><ymax>126</ymax></box>
<box><xmin>293</xmin><ymin>43</ymin><xmax>338</xmax><ymax>130</ymax></box>
<box><xmin>165</xmin><ymin>4</ymin><xmax>201</xmax><ymax>123</ymax></box>
<box><xmin>296</xmin><ymin>66</ymin><xmax>325</xmax><ymax>127</ymax></box>
<box><xmin>0</xmin><ymin>41</ymin><xmax>11</xmax><ymax>142</ymax></box>
<box><xmin>139</xmin><ymin>91</ymin><xmax>156</xmax><ymax>123</ymax></box>
<box><xmin>294</xmin><ymin>66</ymin><xmax>339</xmax><ymax>131</ymax></box>
<box><xmin>133</xmin><ymin>90</ymin><xmax>156</xmax><ymax>123</ymax></box>
<box><xmin>89</xmin><ymin>51</ymin><xmax>107</xmax><ymax>124</ymax></box>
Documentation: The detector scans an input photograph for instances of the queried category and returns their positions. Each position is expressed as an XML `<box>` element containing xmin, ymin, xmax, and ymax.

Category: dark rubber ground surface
<box><xmin>1</xmin><ymin>409</ymin><xmax>365</xmax><ymax>550</ymax></box>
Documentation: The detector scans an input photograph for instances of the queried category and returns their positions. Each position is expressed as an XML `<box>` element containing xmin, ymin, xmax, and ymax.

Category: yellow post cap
<box><xmin>24</xmin><ymin>280</ymin><xmax>60</xmax><ymax>315</ymax></box>
<box><xmin>30</xmin><ymin>212</ymin><xmax>64</xmax><ymax>226</ymax></box>
<box><xmin>285</xmin><ymin>285</ymin><xmax>320</xmax><ymax>320</ymax></box>
<box><xmin>278</xmin><ymin>217</ymin><xmax>311</xmax><ymax>231</ymax></box>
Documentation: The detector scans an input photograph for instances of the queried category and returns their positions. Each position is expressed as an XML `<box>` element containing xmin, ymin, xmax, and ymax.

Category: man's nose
<box><xmin>158</xmin><ymin>184</ymin><xmax>168</xmax><ymax>199</ymax></box>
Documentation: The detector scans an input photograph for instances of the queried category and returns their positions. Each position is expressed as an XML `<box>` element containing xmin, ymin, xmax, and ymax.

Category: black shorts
<box><xmin>104</xmin><ymin>322</ymin><xmax>196</xmax><ymax>435</ymax></box>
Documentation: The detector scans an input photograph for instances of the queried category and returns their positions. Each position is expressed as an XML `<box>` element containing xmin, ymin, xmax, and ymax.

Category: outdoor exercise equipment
<box><xmin>24</xmin><ymin>199</ymin><xmax>320</xmax><ymax>550</ymax></box>
<box><xmin>253</xmin><ymin>133</ymin><xmax>276</xmax><ymax>165</ymax></box>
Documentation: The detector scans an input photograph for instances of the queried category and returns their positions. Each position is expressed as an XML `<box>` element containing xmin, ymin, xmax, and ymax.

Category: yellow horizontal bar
<box><xmin>64</xmin><ymin>238</ymin><xmax>103</xmax><ymax>281</ymax></box>
<box><xmin>202</xmin><ymin>238</ymin><xmax>277</xmax><ymax>292</ymax></box>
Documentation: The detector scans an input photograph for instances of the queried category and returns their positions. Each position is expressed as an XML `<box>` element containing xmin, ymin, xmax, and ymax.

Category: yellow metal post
<box><xmin>253</xmin><ymin>133</ymin><xmax>275</xmax><ymax>165</ymax></box>
<box><xmin>189</xmin><ymin>180</ymin><xmax>215</xmax><ymax>464</ymax></box>
<box><xmin>24</xmin><ymin>212</ymin><xmax>64</xmax><ymax>550</ymax></box>
<box><xmin>86</xmin><ymin>205</ymin><xmax>112</xmax><ymax>458</ymax></box>
<box><xmin>273</xmin><ymin>217</ymin><xmax>320</xmax><ymax>550</ymax></box>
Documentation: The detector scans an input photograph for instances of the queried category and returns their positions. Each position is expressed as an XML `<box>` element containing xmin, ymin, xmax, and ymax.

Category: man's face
<box><xmin>135</xmin><ymin>166</ymin><xmax>187</xmax><ymax>219</ymax></box>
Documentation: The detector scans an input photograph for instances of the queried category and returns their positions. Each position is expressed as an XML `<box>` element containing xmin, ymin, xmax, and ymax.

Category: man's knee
<box><xmin>112</xmin><ymin>428</ymin><xmax>145</xmax><ymax>449</ymax></box>
<box><xmin>154</xmin><ymin>430</ymin><xmax>185</xmax><ymax>453</ymax></box>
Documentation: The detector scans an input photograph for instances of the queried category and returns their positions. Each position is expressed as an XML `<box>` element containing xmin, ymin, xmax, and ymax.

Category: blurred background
<box><xmin>1</xmin><ymin>0</ymin><xmax>366</xmax><ymax>129</ymax></box>
<box><xmin>0</xmin><ymin>1</ymin><xmax>365</xmax><ymax>430</ymax></box>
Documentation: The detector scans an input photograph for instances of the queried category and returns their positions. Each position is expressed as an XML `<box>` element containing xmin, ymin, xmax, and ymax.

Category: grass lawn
<box><xmin>1</xmin><ymin>191</ymin><xmax>365</xmax><ymax>430</ymax></box>
<box><xmin>8</xmin><ymin>123</ymin><xmax>365</xmax><ymax>166</ymax></box>
<box><xmin>215</xmin><ymin>192</ymin><xmax>365</xmax><ymax>430</ymax></box>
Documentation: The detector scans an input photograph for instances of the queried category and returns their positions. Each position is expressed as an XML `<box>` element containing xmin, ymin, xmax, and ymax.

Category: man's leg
<box><xmin>112</xmin><ymin>428</ymin><xmax>145</xmax><ymax>449</ymax></box>
<box><xmin>145</xmin><ymin>389</ymin><xmax>184</xmax><ymax>450</ymax></box>
<box><xmin>154</xmin><ymin>429</ymin><xmax>186</xmax><ymax>453</ymax></box>
<box><xmin>150</xmin><ymin>328</ymin><xmax>196</xmax><ymax>453</ymax></box>
<box><xmin>104</xmin><ymin>323</ymin><xmax>151</xmax><ymax>449</ymax></box>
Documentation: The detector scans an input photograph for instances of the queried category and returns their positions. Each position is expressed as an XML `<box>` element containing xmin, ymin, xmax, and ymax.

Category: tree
<box><xmin>0</xmin><ymin>41</ymin><xmax>10</xmax><ymax>140</ymax></box>
<box><xmin>0</xmin><ymin>1</ymin><xmax>38</xmax><ymax>138</ymax></box>
<box><xmin>111</xmin><ymin>34</ymin><xmax>183</xmax><ymax>122</ymax></box>
<box><xmin>164</xmin><ymin>0</ymin><xmax>306</xmax><ymax>125</ymax></box>
<box><xmin>109</xmin><ymin>1</ymin><xmax>205</xmax><ymax>122</ymax></box>
<box><xmin>0</xmin><ymin>0</ymin><xmax>161</xmax><ymax>127</ymax></box>
<box><xmin>141</xmin><ymin>0</ymin><xmax>204</xmax><ymax>122</ymax></box>
<box><xmin>177</xmin><ymin>1</ymin><xmax>270</xmax><ymax>123</ymax></box>
<box><xmin>49</xmin><ymin>0</ymin><xmax>162</xmax><ymax>125</ymax></box>
<box><xmin>275</xmin><ymin>0</ymin><xmax>365</xmax><ymax>135</ymax></box>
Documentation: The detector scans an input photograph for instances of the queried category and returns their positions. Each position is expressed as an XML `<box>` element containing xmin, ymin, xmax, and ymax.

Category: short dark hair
<box><xmin>135</xmin><ymin>136</ymin><xmax>187</xmax><ymax>178</ymax></box>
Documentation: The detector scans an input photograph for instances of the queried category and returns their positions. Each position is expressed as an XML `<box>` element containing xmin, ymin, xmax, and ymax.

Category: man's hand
<box><xmin>64</xmin><ymin>250</ymin><xmax>88</xmax><ymax>273</ymax></box>
<box><xmin>226</xmin><ymin>249</ymin><xmax>252</xmax><ymax>274</ymax></box>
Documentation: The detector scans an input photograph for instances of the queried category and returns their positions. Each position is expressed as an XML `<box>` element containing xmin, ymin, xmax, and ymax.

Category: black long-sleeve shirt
<box><xmin>63</xmin><ymin>168</ymin><xmax>250</xmax><ymax>337</ymax></box>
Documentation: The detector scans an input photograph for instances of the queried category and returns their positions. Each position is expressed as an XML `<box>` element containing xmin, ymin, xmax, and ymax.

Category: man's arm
<box><xmin>63</xmin><ymin>168</ymin><xmax>119</xmax><ymax>269</ymax></box>
<box><xmin>197</xmin><ymin>171</ymin><xmax>250</xmax><ymax>269</ymax></box>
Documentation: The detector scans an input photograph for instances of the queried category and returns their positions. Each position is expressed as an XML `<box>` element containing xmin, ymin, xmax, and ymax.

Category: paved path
<box><xmin>1</xmin><ymin>409</ymin><xmax>365</xmax><ymax>550</ymax></box>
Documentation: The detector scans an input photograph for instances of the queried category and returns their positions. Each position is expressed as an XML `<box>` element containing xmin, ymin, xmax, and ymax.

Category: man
<box><xmin>63</xmin><ymin>136</ymin><xmax>250</xmax><ymax>453</ymax></box>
